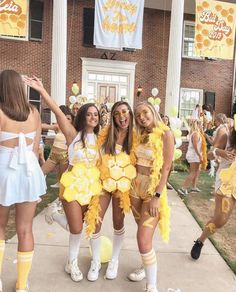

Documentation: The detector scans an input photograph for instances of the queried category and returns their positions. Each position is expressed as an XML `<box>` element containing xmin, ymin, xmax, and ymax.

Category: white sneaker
<box><xmin>128</xmin><ymin>267</ymin><xmax>145</xmax><ymax>282</ymax></box>
<box><xmin>105</xmin><ymin>259</ymin><xmax>119</xmax><ymax>280</ymax></box>
<box><xmin>144</xmin><ymin>284</ymin><xmax>158</xmax><ymax>292</ymax></box>
<box><xmin>178</xmin><ymin>188</ymin><xmax>188</xmax><ymax>196</ymax></box>
<box><xmin>190</xmin><ymin>187</ymin><xmax>201</xmax><ymax>193</ymax></box>
<box><xmin>50</xmin><ymin>182</ymin><xmax>60</xmax><ymax>188</ymax></box>
<box><xmin>45</xmin><ymin>201</ymin><xmax>62</xmax><ymax>225</ymax></box>
<box><xmin>0</xmin><ymin>279</ymin><xmax>2</xmax><ymax>292</ymax></box>
<box><xmin>65</xmin><ymin>259</ymin><xmax>83</xmax><ymax>282</ymax></box>
<box><xmin>87</xmin><ymin>260</ymin><xmax>101</xmax><ymax>282</ymax></box>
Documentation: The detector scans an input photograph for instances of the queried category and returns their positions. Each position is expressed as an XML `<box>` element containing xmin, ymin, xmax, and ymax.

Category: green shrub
<box><xmin>173</xmin><ymin>159</ymin><xmax>189</xmax><ymax>172</ymax></box>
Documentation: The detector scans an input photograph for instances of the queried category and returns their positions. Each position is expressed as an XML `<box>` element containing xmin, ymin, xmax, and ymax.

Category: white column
<box><xmin>51</xmin><ymin>0</ymin><xmax>67</xmax><ymax>121</ymax></box>
<box><xmin>165</xmin><ymin>0</ymin><xmax>184</xmax><ymax>116</ymax></box>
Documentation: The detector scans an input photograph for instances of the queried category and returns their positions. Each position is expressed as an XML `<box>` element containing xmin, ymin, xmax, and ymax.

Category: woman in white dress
<box><xmin>0</xmin><ymin>70</ymin><xmax>46</xmax><ymax>292</ymax></box>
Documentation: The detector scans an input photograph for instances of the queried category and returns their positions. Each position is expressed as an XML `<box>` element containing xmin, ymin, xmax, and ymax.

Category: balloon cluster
<box><xmin>147</xmin><ymin>88</ymin><xmax>161</xmax><ymax>112</ymax></box>
<box><xmin>169</xmin><ymin>107</ymin><xmax>183</xmax><ymax>161</ymax></box>
<box><xmin>69</xmin><ymin>82</ymin><xmax>89</xmax><ymax>109</ymax></box>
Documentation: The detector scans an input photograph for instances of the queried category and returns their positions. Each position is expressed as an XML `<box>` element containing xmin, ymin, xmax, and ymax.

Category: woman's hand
<box><xmin>198</xmin><ymin>154</ymin><xmax>203</xmax><ymax>164</ymax></box>
<box><xmin>23</xmin><ymin>76</ymin><xmax>44</xmax><ymax>93</ymax></box>
<box><xmin>149</xmin><ymin>197</ymin><xmax>160</xmax><ymax>218</ymax></box>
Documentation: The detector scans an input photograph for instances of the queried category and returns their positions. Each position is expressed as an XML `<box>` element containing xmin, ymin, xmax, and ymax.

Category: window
<box><xmin>28</xmin><ymin>87</ymin><xmax>41</xmax><ymax>112</ymax></box>
<box><xmin>183</xmin><ymin>21</ymin><xmax>199</xmax><ymax>58</ymax></box>
<box><xmin>179</xmin><ymin>88</ymin><xmax>203</xmax><ymax>118</ymax></box>
<box><xmin>29</xmin><ymin>0</ymin><xmax>44</xmax><ymax>41</ymax></box>
<box><xmin>83</xmin><ymin>8</ymin><xmax>95</xmax><ymax>47</ymax></box>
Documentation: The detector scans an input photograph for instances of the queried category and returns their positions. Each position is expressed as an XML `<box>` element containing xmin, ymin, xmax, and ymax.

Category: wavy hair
<box><xmin>73</xmin><ymin>103</ymin><xmax>100</xmax><ymax>148</ymax></box>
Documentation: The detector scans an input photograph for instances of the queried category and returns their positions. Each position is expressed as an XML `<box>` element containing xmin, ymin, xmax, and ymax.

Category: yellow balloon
<box><xmin>174</xmin><ymin>149</ymin><xmax>182</xmax><ymax>160</ymax></box>
<box><xmin>173</xmin><ymin>129</ymin><xmax>182</xmax><ymax>139</ymax></box>
<box><xmin>170</xmin><ymin>106</ymin><xmax>178</xmax><ymax>117</ymax></box>
<box><xmin>89</xmin><ymin>235</ymin><xmax>112</xmax><ymax>263</ymax></box>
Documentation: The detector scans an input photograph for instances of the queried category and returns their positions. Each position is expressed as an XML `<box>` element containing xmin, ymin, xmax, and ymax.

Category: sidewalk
<box><xmin>2</xmin><ymin>190</ymin><xmax>236</xmax><ymax>292</ymax></box>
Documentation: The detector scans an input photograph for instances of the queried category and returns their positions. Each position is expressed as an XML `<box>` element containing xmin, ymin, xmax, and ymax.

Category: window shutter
<box><xmin>83</xmin><ymin>8</ymin><xmax>95</xmax><ymax>47</ymax></box>
<box><xmin>30</xmin><ymin>0</ymin><xmax>44</xmax><ymax>41</ymax></box>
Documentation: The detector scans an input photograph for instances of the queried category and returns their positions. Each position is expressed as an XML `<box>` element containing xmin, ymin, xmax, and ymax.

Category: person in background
<box><xmin>71</xmin><ymin>102</ymin><xmax>80</xmax><ymax>117</ymax></box>
<box><xmin>161</xmin><ymin>114</ymin><xmax>173</xmax><ymax>190</ymax></box>
<box><xmin>0</xmin><ymin>70</ymin><xmax>46</xmax><ymax>292</ymax></box>
<box><xmin>191</xmin><ymin>124</ymin><xmax>236</xmax><ymax>260</ymax></box>
<box><xmin>178</xmin><ymin>120</ymin><xmax>207</xmax><ymax>196</ymax></box>
<box><xmin>191</xmin><ymin>104</ymin><xmax>201</xmax><ymax>120</ymax></box>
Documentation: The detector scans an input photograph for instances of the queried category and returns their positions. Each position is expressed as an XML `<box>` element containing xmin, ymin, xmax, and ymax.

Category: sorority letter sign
<box><xmin>195</xmin><ymin>0</ymin><xmax>236</xmax><ymax>59</ymax></box>
<box><xmin>0</xmin><ymin>0</ymin><xmax>29</xmax><ymax>40</ymax></box>
<box><xmin>94</xmin><ymin>0</ymin><xmax>144</xmax><ymax>49</ymax></box>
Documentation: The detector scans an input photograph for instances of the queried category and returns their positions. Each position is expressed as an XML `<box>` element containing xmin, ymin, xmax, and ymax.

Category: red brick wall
<box><xmin>0</xmin><ymin>0</ymin><xmax>53</xmax><ymax>95</ymax></box>
<box><xmin>0</xmin><ymin>1</ymin><xmax>234</xmax><ymax>117</ymax></box>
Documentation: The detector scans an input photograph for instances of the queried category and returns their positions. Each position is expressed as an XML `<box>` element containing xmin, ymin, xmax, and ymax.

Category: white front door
<box><xmin>81</xmin><ymin>58</ymin><xmax>136</xmax><ymax>108</ymax></box>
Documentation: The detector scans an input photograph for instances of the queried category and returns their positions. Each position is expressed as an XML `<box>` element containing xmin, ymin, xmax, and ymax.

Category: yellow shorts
<box><xmin>48</xmin><ymin>146</ymin><xmax>68</xmax><ymax>166</ymax></box>
<box><xmin>130</xmin><ymin>173</ymin><xmax>152</xmax><ymax>201</ymax></box>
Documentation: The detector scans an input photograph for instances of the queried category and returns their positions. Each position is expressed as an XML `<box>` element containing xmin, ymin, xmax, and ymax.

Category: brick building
<box><xmin>0</xmin><ymin>0</ymin><xmax>235</xmax><ymax>122</ymax></box>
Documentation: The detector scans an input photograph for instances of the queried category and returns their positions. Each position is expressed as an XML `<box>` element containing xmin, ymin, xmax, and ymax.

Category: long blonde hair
<box><xmin>134</xmin><ymin>101</ymin><xmax>162</xmax><ymax>138</ymax></box>
<box><xmin>189</xmin><ymin>119</ymin><xmax>202</xmax><ymax>135</ymax></box>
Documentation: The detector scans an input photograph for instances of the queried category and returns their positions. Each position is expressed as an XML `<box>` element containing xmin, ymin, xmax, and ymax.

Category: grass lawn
<box><xmin>5</xmin><ymin>174</ymin><xmax>58</xmax><ymax>240</ymax></box>
<box><xmin>169</xmin><ymin>170</ymin><xmax>236</xmax><ymax>274</ymax></box>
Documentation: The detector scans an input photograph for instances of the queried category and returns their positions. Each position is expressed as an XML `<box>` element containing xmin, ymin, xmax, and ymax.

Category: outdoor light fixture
<box><xmin>137</xmin><ymin>85</ymin><xmax>143</xmax><ymax>97</ymax></box>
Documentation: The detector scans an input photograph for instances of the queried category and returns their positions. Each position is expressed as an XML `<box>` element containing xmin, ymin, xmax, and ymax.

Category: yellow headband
<box><xmin>234</xmin><ymin>114</ymin><xmax>236</xmax><ymax>131</ymax></box>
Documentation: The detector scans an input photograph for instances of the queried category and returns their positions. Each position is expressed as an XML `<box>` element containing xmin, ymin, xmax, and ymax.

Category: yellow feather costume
<box><xmin>85</xmin><ymin>126</ymin><xmax>137</xmax><ymax>237</ymax></box>
<box><xmin>145</xmin><ymin>122</ymin><xmax>171</xmax><ymax>243</ymax></box>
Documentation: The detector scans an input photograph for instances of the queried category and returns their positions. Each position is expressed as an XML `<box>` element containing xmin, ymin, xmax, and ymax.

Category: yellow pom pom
<box><xmin>89</xmin><ymin>236</ymin><xmax>112</xmax><ymax>263</ymax></box>
<box><xmin>60</xmin><ymin>172</ymin><xmax>74</xmax><ymax>187</ymax></box>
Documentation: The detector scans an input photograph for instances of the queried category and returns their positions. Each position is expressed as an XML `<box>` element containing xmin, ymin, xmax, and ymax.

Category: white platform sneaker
<box><xmin>65</xmin><ymin>259</ymin><xmax>83</xmax><ymax>282</ymax></box>
<box><xmin>87</xmin><ymin>260</ymin><xmax>101</xmax><ymax>281</ymax></box>
<box><xmin>128</xmin><ymin>266</ymin><xmax>145</xmax><ymax>282</ymax></box>
<box><xmin>105</xmin><ymin>259</ymin><xmax>119</xmax><ymax>280</ymax></box>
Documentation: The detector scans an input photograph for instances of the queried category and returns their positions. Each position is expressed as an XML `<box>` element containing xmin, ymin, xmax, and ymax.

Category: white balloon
<box><xmin>69</xmin><ymin>95</ymin><xmax>77</xmax><ymax>104</ymax></box>
<box><xmin>154</xmin><ymin>104</ymin><xmax>160</xmax><ymax>113</ymax></box>
<box><xmin>175</xmin><ymin>118</ymin><xmax>182</xmax><ymax>129</ymax></box>
<box><xmin>175</xmin><ymin>138</ymin><xmax>182</xmax><ymax>148</ymax></box>
<box><xmin>151</xmin><ymin>87</ymin><xmax>159</xmax><ymax>97</ymax></box>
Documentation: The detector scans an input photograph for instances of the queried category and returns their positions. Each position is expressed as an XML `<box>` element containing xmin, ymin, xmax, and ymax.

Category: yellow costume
<box><xmin>131</xmin><ymin>123</ymin><xmax>171</xmax><ymax>243</ymax></box>
<box><xmin>85</xmin><ymin>126</ymin><xmax>137</xmax><ymax>236</ymax></box>
<box><xmin>60</xmin><ymin>132</ymin><xmax>102</xmax><ymax>205</ymax></box>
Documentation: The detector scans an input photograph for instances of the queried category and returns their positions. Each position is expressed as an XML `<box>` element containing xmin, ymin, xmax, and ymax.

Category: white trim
<box><xmin>81</xmin><ymin>58</ymin><xmax>136</xmax><ymax>109</ymax></box>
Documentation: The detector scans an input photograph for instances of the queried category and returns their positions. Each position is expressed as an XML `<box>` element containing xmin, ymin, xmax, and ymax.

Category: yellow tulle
<box><xmin>85</xmin><ymin>195</ymin><xmax>101</xmax><ymax>237</ymax></box>
<box><xmin>60</xmin><ymin>163</ymin><xmax>102</xmax><ymax>205</ymax></box>
<box><xmin>200</xmin><ymin>132</ymin><xmax>208</xmax><ymax>170</ymax></box>
<box><xmin>146</xmin><ymin>122</ymin><xmax>171</xmax><ymax>242</ymax></box>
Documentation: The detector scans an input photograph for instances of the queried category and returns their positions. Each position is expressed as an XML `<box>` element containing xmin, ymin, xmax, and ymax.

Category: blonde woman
<box><xmin>129</xmin><ymin>102</ymin><xmax>174</xmax><ymax>292</ymax></box>
<box><xmin>178</xmin><ymin>120</ymin><xmax>207</xmax><ymax>196</ymax></box>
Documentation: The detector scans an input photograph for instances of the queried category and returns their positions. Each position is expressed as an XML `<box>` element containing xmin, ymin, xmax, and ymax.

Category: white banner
<box><xmin>94</xmin><ymin>0</ymin><xmax>144</xmax><ymax>50</ymax></box>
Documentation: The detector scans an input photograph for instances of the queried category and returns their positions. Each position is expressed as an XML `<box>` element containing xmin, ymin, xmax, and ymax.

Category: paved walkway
<box><xmin>2</xmin><ymin>190</ymin><xmax>236</xmax><ymax>292</ymax></box>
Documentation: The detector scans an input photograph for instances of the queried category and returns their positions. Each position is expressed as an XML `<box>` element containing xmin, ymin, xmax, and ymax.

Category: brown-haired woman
<box><xmin>0</xmin><ymin>70</ymin><xmax>46</xmax><ymax>292</ymax></box>
<box><xmin>86</xmin><ymin>101</ymin><xmax>136</xmax><ymax>281</ymax></box>
<box><xmin>24</xmin><ymin>76</ymin><xmax>101</xmax><ymax>283</ymax></box>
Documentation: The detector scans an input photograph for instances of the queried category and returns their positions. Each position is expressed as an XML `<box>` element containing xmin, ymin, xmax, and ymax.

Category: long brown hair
<box><xmin>73</xmin><ymin>103</ymin><xmax>100</xmax><ymax>148</ymax></box>
<box><xmin>103</xmin><ymin>101</ymin><xmax>133</xmax><ymax>155</ymax></box>
<box><xmin>0</xmin><ymin>70</ymin><xmax>31</xmax><ymax>121</ymax></box>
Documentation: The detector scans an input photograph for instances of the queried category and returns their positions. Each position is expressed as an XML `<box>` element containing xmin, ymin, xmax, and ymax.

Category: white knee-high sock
<box><xmin>90</xmin><ymin>232</ymin><xmax>101</xmax><ymax>263</ymax></box>
<box><xmin>69</xmin><ymin>233</ymin><xmax>82</xmax><ymax>263</ymax></box>
<box><xmin>111</xmin><ymin>227</ymin><xmax>125</xmax><ymax>261</ymax></box>
<box><xmin>141</xmin><ymin>248</ymin><xmax>157</xmax><ymax>287</ymax></box>
<box><xmin>52</xmin><ymin>213</ymin><xmax>69</xmax><ymax>231</ymax></box>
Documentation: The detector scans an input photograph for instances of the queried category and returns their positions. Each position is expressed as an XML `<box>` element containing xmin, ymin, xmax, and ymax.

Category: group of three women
<box><xmin>0</xmin><ymin>70</ymin><xmax>174</xmax><ymax>292</ymax></box>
